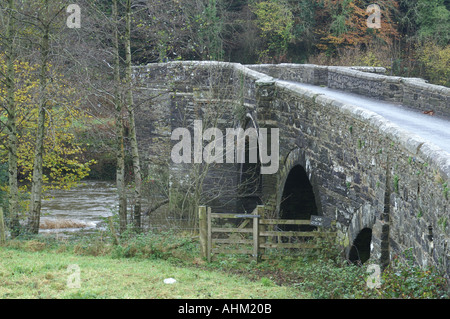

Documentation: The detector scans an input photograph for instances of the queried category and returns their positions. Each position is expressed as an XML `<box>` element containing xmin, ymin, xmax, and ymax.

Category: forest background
<box><xmin>124</xmin><ymin>0</ymin><xmax>450</xmax><ymax>86</ymax></box>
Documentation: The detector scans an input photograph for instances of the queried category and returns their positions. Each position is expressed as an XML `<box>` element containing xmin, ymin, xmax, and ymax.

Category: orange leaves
<box><xmin>314</xmin><ymin>0</ymin><xmax>400</xmax><ymax>52</ymax></box>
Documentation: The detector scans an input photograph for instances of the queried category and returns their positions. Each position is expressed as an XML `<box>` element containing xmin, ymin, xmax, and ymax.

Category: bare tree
<box><xmin>73</xmin><ymin>0</ymin><xmax>145</xmax><ymax>233</ymax></box>
<box><xmin>124</xmin><ymin>0</ymin><xmax>142</xmax><ymax>230</ymax></box>
<box><xmin>112</xmin><ymin>0</ymin><xmax>128</xmax><ymax>233</ymax></box>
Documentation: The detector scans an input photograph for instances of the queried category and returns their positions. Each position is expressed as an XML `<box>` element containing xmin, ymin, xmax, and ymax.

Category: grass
<box><xmin>0</xmin><ymin>246</ymin><xmax>307</xmax><ymax>299</ymax></box>
<box><xmin>0</xmin><ymin>231</ymin><xmax>448</xmax><ymax>299</ymax></box>
<box><xmin>0</xmin><ymin>237</ymin><xmax>308</xmax><ymax>299</ymax></box>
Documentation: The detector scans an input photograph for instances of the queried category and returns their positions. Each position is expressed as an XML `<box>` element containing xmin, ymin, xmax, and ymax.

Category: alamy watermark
<box><xmin>66</xmin><ymin>3</ymin><xmax>382</xmax><ymax>30</ymax></box>
<box><xmin>171</xmin><ymin>120</ymin><xmax>280</xmax><ymax>175</ymax></box>
<box><xmin>366</xmin><ymin>264</ymin><xmax>381</xmax><ymax>289</ymax></box>
<box><xmin>366</xmin><ymin>4</ymin><xmax>382</xmax><ymax>29</ymax></box>
<box><xmin>66</xmin><ymin>4</ymin><xmax>81</xmax><ymax>29</ymax></box>
<box><xmin>67</xmin><ymin>264</ymin><xmax>81</xmax><ymax>289</ymax></box>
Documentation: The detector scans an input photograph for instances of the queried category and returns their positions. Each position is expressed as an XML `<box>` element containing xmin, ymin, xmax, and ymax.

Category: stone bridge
<box><xmin>132</xmin><ymin>61</ymin><xmax>450</xmax><ymax>276</ymax></box>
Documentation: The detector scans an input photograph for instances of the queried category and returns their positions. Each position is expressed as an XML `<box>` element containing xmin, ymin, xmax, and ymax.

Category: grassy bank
<box><xmin>0</xmin><ymin>244</ymin><xmax>306</xmax><ymax>299</ymax></box>
<box><xmin>0</xmin><ymin>231</ymin><xmax>448</xmax><ymax>299</ymax></box>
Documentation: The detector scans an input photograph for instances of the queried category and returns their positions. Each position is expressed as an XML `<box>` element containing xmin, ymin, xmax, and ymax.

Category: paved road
<box><xmin>279</xmin><ymin>81</ymin><xmax>450</xmax><ymax>155</ymax></box>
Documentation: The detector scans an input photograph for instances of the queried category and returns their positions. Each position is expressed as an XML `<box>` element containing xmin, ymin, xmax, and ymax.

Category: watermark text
<box><xmin>171</xmin><ymin>121</ymin><xmax>279</xmax><ymax>174</ymax></box>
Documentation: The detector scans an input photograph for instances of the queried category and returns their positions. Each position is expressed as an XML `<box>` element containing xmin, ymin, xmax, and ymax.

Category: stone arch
<box><xmin>279</xmin><ymin>165</ymin><xmax>318</xmax><ymax>232</ymax></box>
<box><xmin>346</xmin><ymin>203</ymin><xmax>378</xmax><ymax>263</ymax></box>
<box><xmin>237</xmin><ymin>113</ymin><xmax>262</xmax><ymax>213</ymax></box>
<box><xmin>349</xmin><ymin>228</ymin><xmax>373</xmax><ymax>264</ymax></box>
<box><xmin>276</xmin><ymin>148</ymin><xmax>323</xmax><ymax>224</ymax></box>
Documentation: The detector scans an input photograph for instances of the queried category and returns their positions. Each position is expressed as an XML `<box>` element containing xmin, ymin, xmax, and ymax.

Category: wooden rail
<box><xmin>199</xmin><ymin>206</ymin><xmax>336</xmax><ymax>262</ymax></box>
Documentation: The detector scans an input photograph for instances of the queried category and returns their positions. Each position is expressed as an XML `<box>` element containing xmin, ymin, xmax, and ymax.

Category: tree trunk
<box><xmin>125</xmin><ymin>0</ymin><xmax>142</xmax><ymax>230</ymax></box>
<box><xmin>5</xmin><ymin>0</ymin><xmax>20</xmax><ymax>237</ymax></box>
<box><xmin>113</xmin><ymin>0</ymin><xmax>127</xmax><ymax>234</ymax></box>
<box><xmin>28</xmin><ymin>1</ymin><xmax>50</xmax><ymax>234</ymax></box>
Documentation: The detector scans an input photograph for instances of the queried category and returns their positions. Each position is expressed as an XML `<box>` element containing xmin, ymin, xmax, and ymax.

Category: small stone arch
<box><xmin>349</xmin><ymin>228</ymin><xmax>373</xmax><ymax>264</ymax></box>
<box><xmin>279</xmin><ymin>165</ymin><xmax>318</xmax><ymax>232</ymax></box>
<box><xmin>346</xmin><ymin>204</ymin><xmax>378</xmax><ymax>264</ymax></box>
<box><xmin>276</xmin><ymin>148</ymin><xmax>323</xmax><ymax>221</ymax></box>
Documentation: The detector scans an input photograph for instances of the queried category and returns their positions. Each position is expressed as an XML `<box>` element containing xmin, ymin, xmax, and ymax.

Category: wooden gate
<box><xmin>198</xmin><ymin>206</ymin><xmax>336</xmax><ymax>262</ymax></box>
<box><xmin>199</xmin><ymin>206</ymin><xmax>262</xmax><ymax>262</ymax></box>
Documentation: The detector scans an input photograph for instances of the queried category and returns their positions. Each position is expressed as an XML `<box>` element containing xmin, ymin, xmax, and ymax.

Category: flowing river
<box><xmin>39</xmin><ymin>180</ymin><xmax>118</xmax><ymax>236</ymax></box>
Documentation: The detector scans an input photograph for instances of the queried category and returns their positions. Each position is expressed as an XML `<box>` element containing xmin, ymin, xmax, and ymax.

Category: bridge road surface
<box><xmin>279</xmin><ymin>81</ymin><xmax>450</xmax><ymax>156</ymax></box>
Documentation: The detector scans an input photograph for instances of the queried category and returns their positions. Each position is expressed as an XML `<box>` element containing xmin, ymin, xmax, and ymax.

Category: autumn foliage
<box><xmin>125</xmin><ymin>0</ymin><xmax>449</xmax><ymax>86</ymax></box>
<box><xmin>0</xmin><ymin>55</ymin><xmax>95</xmax><ymax>194</ymax></box>
<box><xmin>314</xmin><ymin>0</ymin><xmax>399</xmax><ymax>51</ymax></box>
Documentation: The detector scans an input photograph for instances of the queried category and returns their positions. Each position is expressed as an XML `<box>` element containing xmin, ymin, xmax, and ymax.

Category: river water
<box><xmin>39</xmin><ymin>180</ymin><xmax>118</xmax><ymax>236</ymax></box>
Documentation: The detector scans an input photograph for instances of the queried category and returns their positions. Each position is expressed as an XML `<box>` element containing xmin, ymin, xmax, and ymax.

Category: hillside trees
<box><xmin>310</xmin><ymin>0</ymin><xmax>400</xmax><ymax>67</ymax></box>
<box><xmin>76</xmin><ymin>0</ymin><xmax>450</xmax><ymax>86</ymax></box>
<box><xmin>394</xmin><ymin>0</ymin><xmax>450</xmax><ymax>81</ymax></box>
<box><xmin>414</xmin><ymin>0</ymin><xmax>450</xmax><ymax>84</ymax></box>
<box><xmin>129</xmin><ymin>0</ymin><xmax>226</xmax><ymax>63</ymax></box>
<box><xmin>250</xmin><ymin>0</ymin><xmax>294</xmax><ymax>62</ymax></box>
<box><xmin>415</xmin><ymin>0</ymin><xmax>450</xmax><ymax>46</ymax></box>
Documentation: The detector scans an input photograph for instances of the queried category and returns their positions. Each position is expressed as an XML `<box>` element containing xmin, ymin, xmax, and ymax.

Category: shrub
<box><xmin>417</xmin><ymin>42</ymin><xmax>450</xmax><ymax>87</ymax></box>
<box><xmin>380</xmin><ymin>249</ymin><xmax>448</xmax><ymax>299</ymax></box>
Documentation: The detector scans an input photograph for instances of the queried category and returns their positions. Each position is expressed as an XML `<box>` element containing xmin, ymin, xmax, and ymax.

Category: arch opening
<box><xmin>349</xmin><ymin>228</ymin><xmax>373</xmax><ymax>265</ymax></box>
<box><xmin>280</xmin><ymin>165</ymin><xmax>318</xmax><ymax>232</ymax></box>
<box><xmin>237</xmin><ymin>119</ymin><xmax>262</xmax><ymax>213</ymax></box>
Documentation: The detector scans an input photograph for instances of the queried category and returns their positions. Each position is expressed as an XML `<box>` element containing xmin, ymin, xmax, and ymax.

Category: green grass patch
<box><xmin>1</xmin><ymin>232</ymin><xmax>448</xmax><ymax>299</ymax></box>
<box><xmin>0</xmin><ymin>246</ymin><xmax>306</xmax><ymax>299</ymax></box>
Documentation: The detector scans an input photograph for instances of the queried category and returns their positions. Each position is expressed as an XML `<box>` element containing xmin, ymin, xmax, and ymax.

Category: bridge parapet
<box><xmin>247</xmin><ymin>64</ymin><xmax>450</xmax><ymax>118</ymax></box>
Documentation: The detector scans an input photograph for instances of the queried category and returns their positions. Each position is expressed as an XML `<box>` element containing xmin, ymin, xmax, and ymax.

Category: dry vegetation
<box><xmin>39</xmin><ymin>219</ymin><xmax>88</xmax><ymax>230</ymax></box>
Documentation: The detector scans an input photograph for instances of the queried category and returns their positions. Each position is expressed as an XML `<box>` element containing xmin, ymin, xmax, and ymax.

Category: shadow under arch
<box><xmin>279</xmin><ymin>164</ymin><xmax>318</xmax><ymax>232</ymax></box>
<box><xmin>276</xmin><ymin>148</ymin><xmax>323</xmax><ymax>220</ymax></box>
<box><xmin>349</xmin><ymin>228</ymin><xmax>373</xmax><ymax>265</ymax></box>
<box><xmin>237</xmin><ymin>113</ymin><xmax>262</xmax><ymax>213</ymax></box>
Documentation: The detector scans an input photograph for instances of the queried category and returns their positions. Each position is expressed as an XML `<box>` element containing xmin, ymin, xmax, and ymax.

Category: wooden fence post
<box><xmin>0</xmin><ymin>207</ymin><xmax>6</xmax><ymax>245</ymax></box>
<box><xmin>257</xmin><ymin>205</ymin><xmax>265</xmax><ymax>258</ymax></box>
<box><xmin>207</xmin><ymin>207</ymin><xmax>212</xmax><ymax>262</ymax></box>
<box><xmin>253</xmin><ymin>206</ymin><xmax>263</xmax><ymax>261</ymax></box>
<box><xmin>198</xmin><ymin>206</ymin><xmax>207</xmax><ymax>259</ymax></box>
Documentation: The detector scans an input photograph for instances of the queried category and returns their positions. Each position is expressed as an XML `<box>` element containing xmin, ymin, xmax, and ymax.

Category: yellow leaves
<box><xmin>251</xmin><ymin>0</ymin><xmax>294</xmax><ymax>39</ymax></box>
<box><xmin>322</xmin><ymin>34</ymin><xmax>346</xmax><ymax>45</ymax></box>
<box><xmin>0</xmin><ymin>55</ymin><xmax>95</xmax><ymax>192</ymax></box>
<box><xmin>418</xmin><ymin>42</ymin><xmax>450</xmax><ymax>86</ymax></box>
<box><xmin>315</xmin><ymin>43</ymin><xmax>329</xmax><ymax>51</ymax></box>
<box><xmin>358</xmin><ymin>51</ymin><xmax>384</xmax><ymax>67</ymax></box>
<box><xmin>250</xmin><ymin>0</ymin><xmax>294</xmax><ymax>61</ymax></box>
